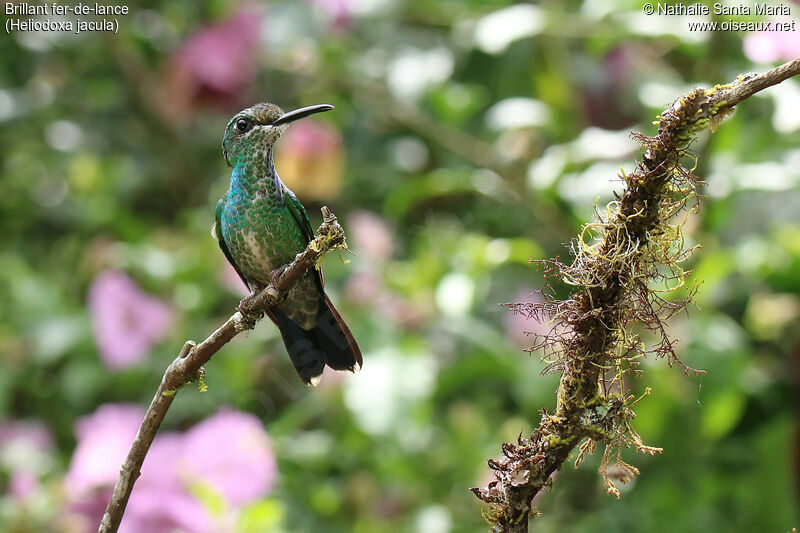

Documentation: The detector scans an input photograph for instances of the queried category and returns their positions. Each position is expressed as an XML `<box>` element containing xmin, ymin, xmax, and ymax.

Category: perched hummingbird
<box><xmin>215</xmin><ymin>102</ymin><xmax>361</xmax><ymax>385</ymax></box>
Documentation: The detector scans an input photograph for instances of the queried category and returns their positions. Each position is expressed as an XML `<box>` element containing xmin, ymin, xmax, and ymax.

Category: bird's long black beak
<box><xmin>272</xmin><ymin>104</ymin><xmax>334</xmax><ymax>126</ymax></box>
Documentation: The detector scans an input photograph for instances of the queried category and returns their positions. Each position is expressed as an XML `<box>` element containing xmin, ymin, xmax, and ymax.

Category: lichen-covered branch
<box><xmin>472</xmin><ymin>58</ymin><xmax>800</xmax><ymax>533</ymax></box>
<box><xmin>98</xmin><ymin>206</ymin><xmax>348</xmax><ymax>533</ymax></box>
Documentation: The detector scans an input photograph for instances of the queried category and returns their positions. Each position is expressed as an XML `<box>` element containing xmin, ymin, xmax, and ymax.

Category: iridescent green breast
<box><xmin>221</xmin><ymin>196</ymin><xmax>300</xmax><ymax>278</ymax></box>
<box><xmin>220</xmin><ymin>165</ymin><xmax>320</xmax><ymax>329</ymax></box>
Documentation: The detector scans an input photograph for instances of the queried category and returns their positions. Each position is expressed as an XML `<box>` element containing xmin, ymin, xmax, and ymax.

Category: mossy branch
<box><xmin>472</xmin><ymin>58</ymin><xmax>800</xmax><ymax>532</ymax></box>
<box><xmin>98</xmin><ymin>207</ymin><xmax>347</xmax><ymax>533</ymax></box>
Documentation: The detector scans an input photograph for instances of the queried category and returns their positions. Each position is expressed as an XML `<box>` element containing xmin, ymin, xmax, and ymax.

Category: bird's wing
<box><xmin>214</xmin><ymin>199</ymin><xmax>252</xmax><ymax>291</ymax></box>
<box><xmin>285</xmin><ymin>189</ymin><xmax>314</xmax><ymax>244</ymax></box>
<box><xmin>284</xmin><ymin>189</ymin><xmax>325</xmax><ymax>289</ymax></box>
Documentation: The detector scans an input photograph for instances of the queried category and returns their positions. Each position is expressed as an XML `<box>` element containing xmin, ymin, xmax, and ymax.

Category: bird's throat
<box><xmin>229</xmin><ymin>146</ymin><xmax>283</xmax><ymax>203</ymax></box>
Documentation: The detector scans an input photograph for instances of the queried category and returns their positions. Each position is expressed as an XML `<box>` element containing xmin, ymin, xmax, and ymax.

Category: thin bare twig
<box><xmin>98</xmin><ymin>206</ymin><xmax>348</xmax><ymax>533</ymax></box>
<box><xmin>472</xmin><ymin>58</ymin><xmax>800</xmax><ymax>532</ymax></box>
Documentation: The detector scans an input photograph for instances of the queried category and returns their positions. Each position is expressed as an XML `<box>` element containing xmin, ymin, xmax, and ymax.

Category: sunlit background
<box><xmin>1</xmin><ymin>1</ymin><xmax>799</xmax><ymax>532</ymax></box>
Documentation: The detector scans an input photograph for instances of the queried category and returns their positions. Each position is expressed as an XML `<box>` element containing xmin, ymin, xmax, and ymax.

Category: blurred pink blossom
<box><xmin>276</xmin><ymin>119</ymin><xmax>345</xmax><ymax>201</ymax></box>
<box><xmin>0</xmin><ymin>420</ymin><xmax>54</xmax><ymax>501</ymax></box>
<box><xmin>345</xmin><ymin>271</ymin><xmax>382</xmax><ymax>304</ymax></box>
<box><xmin>65</xmin><ymin>404</ymin><xmax>144</xmax><ymax>495</ymax></box>
<box><xmin>0</xmin><ymin>419</ymin><xmax>53</xmax><ymax>449</ymax></box>
<box><xmin>65</xmin><ymin>404</ymin><xmax>276</xmax><ymax>533</ymax></box>
<box><xmin>282</xmin><ymin>119</ymin><xmax>341</xmax><ymax>157</ymax></box>
<box><xmin>161</xmin><ymin>7</ymin><xmax>262</xmax><ymax>116</ymax></box>
<box><xmin>344</xmin><ymin>271</ymin><xmax>427</xmax><ymax>330</ymax></box>
<box><xmin>381</xmin><ymin>294</ymin><xmax>427</xmax><ymax>330</ymax></box>
<box><xmin>310</xmin><ymin>0</ymin><xmax>352</xmax><ymax>29</ymax></box>
<box><xmin>744</xmin><ymin>22</ymin><xmax>800</xmax><ymax>63</ymax></box>
<box><xmin>64</xmin><ymin>404</ymin><xmax>144</xmax><ymax>528</ymax></box>
<box><xmin>348</xmin><ymin>211</ymin><xmax>394</xmax><ymax>261</ymax></box>
<box><xmin>88</xmin><ymin>270</ymin><xmax>173</xmax><ymax>369</ymax></box>
<box><xmin>316</xmin><ymin>364</ymin><xmax>347</xmax><ymax>388</ymax></box>
<box><xmin>10</xmin><ymin>471</ymin><xmax>38</xmax><ymax>500</ymax></box>
<box><xmin>179</xmin><ymin>409</ymin><xmax>277</xmax><ymax>506</ymax></box>
<box><xmin>121</xmin><ymin>434</ymin><xmax>209</xmax><ymax>533</ymax></box>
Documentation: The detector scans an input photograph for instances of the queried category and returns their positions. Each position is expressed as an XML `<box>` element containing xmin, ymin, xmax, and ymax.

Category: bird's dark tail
<box><xmin>267</xmin><ymin>294</ymin><xmax>362</xmax><ymax>386</ymax></box>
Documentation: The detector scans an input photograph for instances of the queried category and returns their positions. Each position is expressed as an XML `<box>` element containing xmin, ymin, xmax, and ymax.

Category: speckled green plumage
<box><xmin>216</xmin><ymin>162</ymin><xmax>320</xmax><ymax>328</ymax></box>
<box><xmin>215</xmin><ymin>102</ymin><xmax>361</xmax><ymax>385</ymax></box>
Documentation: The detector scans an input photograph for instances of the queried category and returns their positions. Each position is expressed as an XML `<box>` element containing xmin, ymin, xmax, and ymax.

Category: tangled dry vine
<box><xmin>471</xmin><ymin>58</ymin><xmax>800</xmax><ymax>533</ymax></box>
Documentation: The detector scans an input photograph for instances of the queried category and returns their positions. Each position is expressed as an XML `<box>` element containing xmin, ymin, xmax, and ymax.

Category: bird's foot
<box><xmin>237</xmin><ymin>292</ymin><xmax>262</xmax><ymax>327</ymax></box>
<box><xmin>269</xmin><ymin>265</ymin><xmax>286</xmax><ymax>287</ymax></box>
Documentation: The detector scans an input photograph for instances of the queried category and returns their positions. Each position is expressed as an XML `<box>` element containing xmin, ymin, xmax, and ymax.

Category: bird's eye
<box><xmin>236</xmin><ymin>118</ymin><xmax>249</xmax><ymax>132</ymax></box>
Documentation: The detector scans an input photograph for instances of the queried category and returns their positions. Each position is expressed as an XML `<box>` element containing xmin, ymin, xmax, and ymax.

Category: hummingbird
<box><xmin>215</xmin><ymin>102</ymin><xmax>361</xmax><ymax>386</ymax></box>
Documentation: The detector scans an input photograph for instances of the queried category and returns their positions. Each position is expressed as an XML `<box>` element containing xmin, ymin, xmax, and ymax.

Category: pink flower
<box><xmin>10</xmin><ymin>471</ymin><xmax>39</xmax><ymax>500</ymax></box>
<box><xmin>347</xmin><ymin>211</ymin><xmax>394</xmax><ymax>261</ymax></box>
<box><xmin>309</xmin><ymin>0</ymin><xmax>352</xmax><ymax>29</ymax></box>
<box><xmin>65</xmin><ymin>404</ymin><xmax>144</xmax><ymax>496</ymax></box>
<box><xmin>281</xmin><ymin>119</ymin><xmax>341</xmax><ymax>157</ymax></box>
<box><xmin>64</xmin><ymin>404</ymin><xmax>277</xmax><ymax>532</ymax></box>
<box><xmin>346</xmin><ymin>271</ymin><xmax>382</xmax><ymax>304</ymax></box>
<box><xmin>274</xmin><ymin>119</ymin><xmax>344</xmax><ymax>201</ymax></box>
<box><xmin>179</xmin><ymin>9</ymin><xmax>261</xmax><ymax>95</ymax></box>
<box><xmin>121</xmin><ymin>434</ymin><xmax>209</xmax><ymax>533</ymax></box>
<box><xmin>88</xmin><ymin>270</ymin><xmax>173</xmax><ymax>370</ymax></box>
<box><xmin>744</xmin><ymin>22</ymin><xmax>800</xmax><ymax>63</ymax></box>
<box><xmin>0</xmin><ymin>420</ymin><xmax>54</xmax><ymax>501</ymax></box>
<box><xmin>316</xmin><ymin>364</ymin><xmax>347</xmax><ymax>388</ymax></box>
<box><xmin>381</xmin><ymin>294</ymin><xmax>427</xmax><ymax>330</ymax></box>
<box><xmin>161</xmin><ymin>7</ymin><xmax>262</xmax><ymax>116</ymax></box>
<box><xmin>64</xmin><ymin>404</ymin><xmax>144</xmax><ymax>528</ymax></box>
<box><xmin>0</xmin><ymin>420</ymin><xmax>53</xmax><ymax>450</ymax></box>
<box><xmin>179</xmin><ymin>409</ymin><xmax>277</xmax><ymax>506</ymax></box>
<box><xmin>65</xmin><ymin>405</ymin><xmax>208</xmax><ymax>533</ymax></box>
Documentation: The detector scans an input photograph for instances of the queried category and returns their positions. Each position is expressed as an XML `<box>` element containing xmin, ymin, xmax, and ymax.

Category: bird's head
<box><xmin>222</xmin><ymin>102</ymin><xmax>334</xmax><ymax>166</ymax></box>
